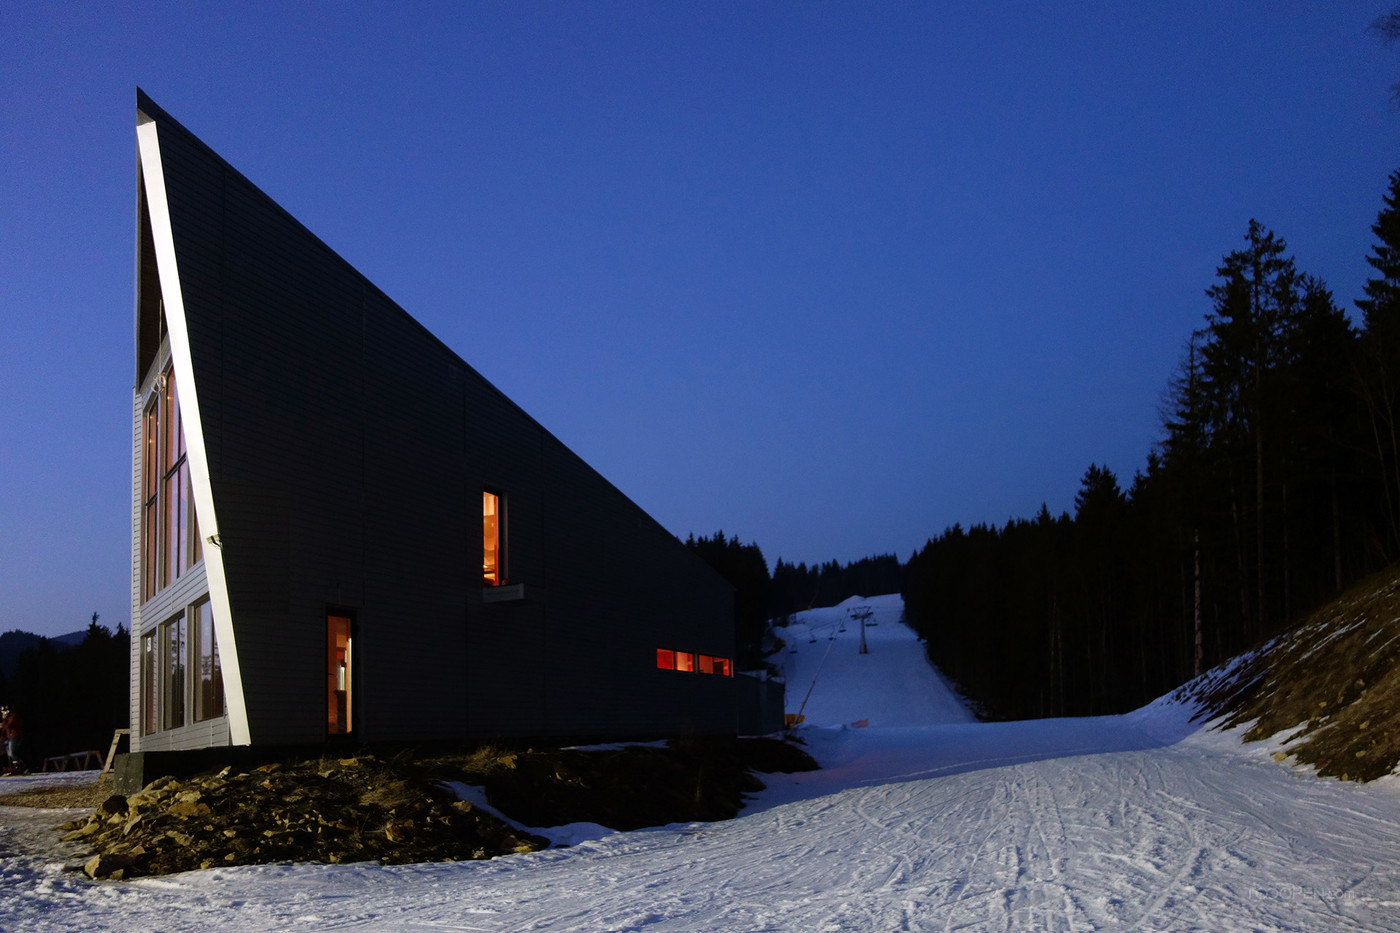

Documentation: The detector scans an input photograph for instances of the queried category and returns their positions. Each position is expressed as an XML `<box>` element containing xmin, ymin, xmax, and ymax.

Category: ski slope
<box><xmin>772</xmin><ymin>593</ymin><xmax>974</xmax><ymax>727</ymax></box>
<box><xmin>4</xmin><ymin>595</ymin><xmax>1400</xmax><ymax>931</ymax></box>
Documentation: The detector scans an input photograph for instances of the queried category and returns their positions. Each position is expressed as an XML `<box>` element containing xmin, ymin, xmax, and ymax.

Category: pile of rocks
<box><xmin>61</xmin><ymin>756</ymin><xmax>545</xmax><ymax>880</ymax></box>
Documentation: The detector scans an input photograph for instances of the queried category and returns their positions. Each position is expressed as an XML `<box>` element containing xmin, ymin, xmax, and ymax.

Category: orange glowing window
<box><xmin>327</xmin><ymin>614</ymin><xmax>353</xmax><ymax>735</ymax></box>
<box><xmin>483</xmin><ymin>490</ymin><xmax>503</xmax><ymax>585</ymax></box>
<box><xmin>657</xmin><ymin>648</ymin><xmax>732</xmax><ymax>676</ymax></box>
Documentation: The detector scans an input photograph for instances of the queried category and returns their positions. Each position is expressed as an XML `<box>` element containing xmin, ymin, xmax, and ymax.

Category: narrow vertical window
<box><xmin>327</xmin><ymin>614</ymin><xmax>353</xmax><ymax>734</ymax></box>
<box><xmin>161</xmin><ymin>613</ymin><xmax>186</xmax><ymax>731</ymax></box>
<box><xmin>162</xmin><ymin>368</ymin><xmax>191</xmax><ymax>587</ymax></box>
<box><xmin>192</xmin><ymin>599</ymin><xmax>224</xmax><ymax>722</ymax></box>
<box><xmin>140</xmin><ymin>631</ymin><xmax>158</xmax><ymax>735</ymax></box>
<box><xmin>142</xmin><ymin>399</ymin><xmax>160</xmax><ymax>601</ymax></box>
<box><xmin>483</xmin><ymin>490</ymin><xmax>505</xmax><ymax>585</ymax></box>
<box><xmin>189</xmin><ymin>471</ymin><xmax>202</xmax><ymax>568</ymax></box>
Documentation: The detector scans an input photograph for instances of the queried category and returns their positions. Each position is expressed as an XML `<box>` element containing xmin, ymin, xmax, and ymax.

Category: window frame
<box><xmin>160</xmin><ymin>612</ymin><xmax>187</xmax><ymax>732</ymax></box>
<box><xmin>140</xmin><ymin>362</ymin><xmax>202</xmax><ymax>604</ymax></box>
<box><xmin>140</xmin><ymin>630</ymin><xmax>159</xmax><ymax>735</ymax></box>
<box><xmin>482</xmin><ymin>488</ymin><xmax>507</xmax><ymax>586</ymax></box>
<box><xmin>141</xmin><ymin>398</ymin><xmax>160</xmax><ymax>601</ymax></box>
<box><xmin>192</xmin><ymin>597</ymin><xmax>223</xmax><ymax>723</ymax></box>
<box><xmin>656</xmin><ymin>648</ymin><xmax>733</xmax><ymax>677</ymax></box>
<box><xmin>326</xmin><ymin>613</ymin><xmax>354</xmax><ymax>736</ymax></box>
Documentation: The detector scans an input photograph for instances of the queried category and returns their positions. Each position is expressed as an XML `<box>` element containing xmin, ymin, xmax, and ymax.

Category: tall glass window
<box><xmin>483</xmin><ymin>490</ymin><xmax>504</xmax><ymax>585</ymax></box>
<box><xmin>140</xmin><ymin>631</ymin><xmax>158</xmax><ymax>735</ymax></box>
<box><xmin>142</xmin><ymin>400</ymin><xmax>160</xmax><ymax>601</ymax></box>
<box><xmin>161</xmin><ymin>613</ymin><xmax>186</xmax><ymax>731</ymax></box>
<box><xmin>140</xmin><ymin>363</ymin><xmax>201</xmax><ymax>603</ymax></box>
<box><xmin>192</xmin><ymin>599</ymin><xmax>223</xmax><ymax>722</ymax></box>
<box><xmin>161</xmin><ymin>370</ymin><xmax>192</xmax><ymax>587</ymax></box>
<box><xmin>327</xmin><ymin>615</ymin><xmax>353</xmax><ymax>734</ymax></box>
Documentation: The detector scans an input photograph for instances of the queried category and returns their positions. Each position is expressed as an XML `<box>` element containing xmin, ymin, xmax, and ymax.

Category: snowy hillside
<box><xmin>5</xmin><ymin>594</ymin><xmax>1400</xmax><ymax>931</ymax></box>
<box><xmin>771</xmin><ymin>594</ymin><xmax>974</xmax><ymax>727</ymax></box>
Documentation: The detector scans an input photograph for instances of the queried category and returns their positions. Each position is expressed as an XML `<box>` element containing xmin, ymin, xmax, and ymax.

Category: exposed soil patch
<box><xmin>0</xmin><ymin>781</ymin><xmax>110</xmax><ymax>810</ymax></box>
<box><xmin>435</xmin><ymin>735</ymin><xmax>816</xmax><ymax>831</ymax></box>
<box><xmin>59</xmin><ymin>736</ymin><xmax>816</xmax><ymax>879</ymax></box>
<box><xmin>1184</xmin><ymin>563</ymin><xmax>1400</xmax><ymax>782</ymax></box>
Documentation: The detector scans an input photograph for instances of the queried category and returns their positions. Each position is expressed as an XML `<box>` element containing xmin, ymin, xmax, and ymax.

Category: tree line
<box><xmin>0</xmin><ymin>617</ymin><xmax>130</xmax><ymax>768</ymax></box>
<box><xmin>684</xmin><ymin>532</ymin><xmax>901</xmax><ymax>668</ymax></box>
<box><xmin>901</xmin><ymin>169</ymin><xmax>1400</xmax><ymax>720</ymax></box>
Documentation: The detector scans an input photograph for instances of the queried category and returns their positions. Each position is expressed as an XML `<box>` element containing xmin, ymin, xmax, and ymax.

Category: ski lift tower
<box><xmin>848</xmin><ymin>606</ymin><xmax>873</xmax><ymax>654</ymax></box>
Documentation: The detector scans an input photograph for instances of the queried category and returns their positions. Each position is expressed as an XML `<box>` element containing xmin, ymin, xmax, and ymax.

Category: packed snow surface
<box><xmin>5</xmin><ymin>595</ymin><xmax>1400</xmax><ymax>931</ymax></box>
<box><xmin>772</xmin><ymin>593</ymin><xmax>974</xmax><ymax>727</ymax></box>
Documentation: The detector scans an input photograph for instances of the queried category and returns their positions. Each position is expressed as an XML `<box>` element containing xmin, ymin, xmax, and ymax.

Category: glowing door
<box><xmin>327</xmin><ymin>614</ymin><xmax>353</xmax><ymax>734</ymax></box>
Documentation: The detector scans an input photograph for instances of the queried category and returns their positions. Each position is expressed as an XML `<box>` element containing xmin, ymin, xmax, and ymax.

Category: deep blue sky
<box><xmin>3</xmin><ymin>2</ymin><xmax>1398</xmax><ymax>637</ymax></box>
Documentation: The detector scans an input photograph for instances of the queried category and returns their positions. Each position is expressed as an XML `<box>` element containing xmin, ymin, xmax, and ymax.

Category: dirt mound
<box><xmin>63</xmin><ymin>737</ymin><xmax>816</xmax><ymax>879</ymax></box>
<box><xmin>62</xmin><ymin>754</ymin><xmax>545</xmax><ymax>879</ymax></box>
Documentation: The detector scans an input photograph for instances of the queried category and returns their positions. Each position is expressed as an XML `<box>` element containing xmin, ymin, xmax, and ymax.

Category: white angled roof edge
<box><xmin>137</xmin><ymin>116</ymin><xmax>252</xmax><ymax>746</ymax></box>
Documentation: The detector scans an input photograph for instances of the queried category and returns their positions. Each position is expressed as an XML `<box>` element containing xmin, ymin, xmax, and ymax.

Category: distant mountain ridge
<box><xmin>0</xmin><ymin>628</ymin><xmax>87</xmax><ymax>678</ymax></box>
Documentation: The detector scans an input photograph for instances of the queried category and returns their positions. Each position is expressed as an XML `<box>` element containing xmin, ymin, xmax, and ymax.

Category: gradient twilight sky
<box><xmin>3</xmin><ymin>2</ymin><xmax>1398</xmax><ymax>637</ymax></box>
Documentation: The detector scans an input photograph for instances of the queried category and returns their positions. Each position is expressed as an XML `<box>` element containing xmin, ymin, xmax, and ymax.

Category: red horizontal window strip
<box><xmin>656</xmin><ymin>648</ymin><xmax>732</xmax><ymax>676</ymax></box>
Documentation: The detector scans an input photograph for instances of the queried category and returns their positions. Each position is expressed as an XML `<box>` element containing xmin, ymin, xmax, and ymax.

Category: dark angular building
<box><xmin>129</xmin><ymin>90</ymin><xmax>776</xmax><ymax>754</ymax></box>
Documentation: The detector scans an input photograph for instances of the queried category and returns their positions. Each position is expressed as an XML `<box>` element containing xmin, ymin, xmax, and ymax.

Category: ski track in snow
<box><xmin>4</xmin><ymin>595</ymin><xmax>1400</xmax><ymax>932</ymax></box>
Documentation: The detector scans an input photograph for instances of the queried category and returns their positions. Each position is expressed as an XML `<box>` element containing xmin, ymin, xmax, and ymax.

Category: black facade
<box><xmin>131</xmin><ymin>90</ymin><xmax>758</xmax><ymax>751</ymax></box>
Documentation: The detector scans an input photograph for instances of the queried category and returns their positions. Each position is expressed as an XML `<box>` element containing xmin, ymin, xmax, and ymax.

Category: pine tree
<box><xmin>1357</xmin><ymin>169</ymin><xmax>1400</xmax><ymax>554</ymax></box>
<box><xmin>1201</xmin><ymin>220</ymin><xmax>1300</xmax><ymax>634</ymax></box>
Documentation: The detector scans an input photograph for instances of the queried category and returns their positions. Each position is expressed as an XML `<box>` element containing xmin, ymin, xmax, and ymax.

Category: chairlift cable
<box><xmin>793</xmin><ymin>617</ymin><xmax>844</xmax><ymax>724</ymax></box>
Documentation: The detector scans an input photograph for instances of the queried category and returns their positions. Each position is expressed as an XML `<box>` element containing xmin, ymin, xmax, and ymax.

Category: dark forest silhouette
<box><xmin>901</xmin><ymin>170</ymin><xmax>1400</xmax><ymax>719</ymax></box>
<box><xmin>0</xmin><ymin>616</ymin><xmax>129</xmax><ymax>769</ymax></box>
<box><xmin>692</xmin><ymin>168</ymin><xmax>1400</xmax><ymax>722</ymax></box>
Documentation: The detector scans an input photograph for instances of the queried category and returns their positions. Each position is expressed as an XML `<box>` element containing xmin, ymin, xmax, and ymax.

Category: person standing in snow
<box><xmin>1</xmin><ymin>705</ymin><xmax>24</xmax><ymax>773</ymax></box>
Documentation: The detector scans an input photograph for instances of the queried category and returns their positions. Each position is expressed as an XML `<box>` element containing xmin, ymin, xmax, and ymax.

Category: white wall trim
<box><xmin>136</xmin><ymin>114</ymin><xmax>251</xmax><ymax>746</ymax></box>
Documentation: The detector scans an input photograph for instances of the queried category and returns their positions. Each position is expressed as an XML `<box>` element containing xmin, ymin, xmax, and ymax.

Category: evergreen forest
<box><xmin>684</xmin><ymin>531</ymin><xmax>900</xmax><ymax>667</ymax></box>
<box><xmin>903</xmin><ymin>170</ymin><xmax>1400</xmax><ymax>719</ymax></box>
<box><xmin>0</xmin><ymin>618</ymin><xmax>130</xmax><ymax>769</ymax></box>
<box><xmin>692</xmin><ymin>169</ymin><xmax>1400</xmax><ymax>724</ymax></box>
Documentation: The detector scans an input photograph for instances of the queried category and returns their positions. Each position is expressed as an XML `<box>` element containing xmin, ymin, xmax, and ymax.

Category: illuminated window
<box><xmin>161</xmin><ymin>613</ymin><xmax>187</xmax><ymax>731</ymax></box>
<box><xmin>701</xmin><ymin>656</ymin><xmax>730</xmax><ymax>676</ymax></box>
<box><xmin>192</xmin><ymin>598</ymin><xmax>223</xmax><ymax>722</ymax></box>
<box><xmin>483</xmin><ymin>490</ymin><xmax>505</xmax><ymax>585</ymax></box>
<box><xmin>327</xmin><ymin>614</ymin><xmax>353</xmax><ymax>734</ymax></box>
<box><xmin>140</xmin><ymin>364</ymin><xmax>201</xmax><ymax>603</ymax></box>
<box><xmin>656</xmin><ymin>648</ymin><xmax>732</xmax><ymax>677</ymax></box>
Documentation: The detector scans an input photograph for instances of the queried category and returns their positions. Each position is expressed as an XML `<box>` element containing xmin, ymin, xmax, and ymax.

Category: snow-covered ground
<box><xmin>771</xmin><ymin>593</ymin><xmax>975</xmax><ymax>728</ymax></box>
<box><xmin>4</xmin><ymin>595</ymin><xmax>1400</xmax><ymax>931</ymax></box>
